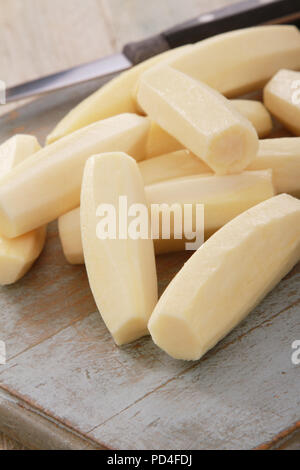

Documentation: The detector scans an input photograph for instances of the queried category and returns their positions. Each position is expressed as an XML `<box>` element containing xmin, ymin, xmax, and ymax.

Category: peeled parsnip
<box><xmin>264</xmin><ymin>69</ymin><xmax>300</xmax><ymax>136</ymax></box>
<box><xmin>148</xmin><ymin>194</ymin><xmax>300</xmax><ymax>361</ymax></box>
<box><xmin>146</xmin><ymin>122</ymin><xmax>183</xmax><ymax>159</ymax></box>
<box><xmin>0</xmin><ymin>134</ymin><xmax>41</xmax><ymax>172</ymax></box>
<box><xmin>58</xmin><ymin>207</ymin><xmax>83</xmax><ymax>265</ymax></box>
<box><xmin>47</xmin><ymin>26</ymin><xmax>300</xmax><ymax>144</ymax></box>
<box><xmin>147</xmin><ymin>170</ymin><xmax>274</xmax><ymax>254</ymax></box>
<box><xmin>248</xmin><ymin>137</ymin><xmax>300</xmax><ymax>197</ymax></box>
<box><xmin>0</xmin><ymin>135</ymin><xmax>46</xmax><ymax>285</ymax></box>
<box><xmin>0</xmin><ymin>228</ymin><xmax>46</xmax><ymax>285</ymax></box>
<box><xmin>230</xmin><ymin>100</ymin><xmax>273</xmax><ymax>138</ymax></box>
<box><xmin>137</xmin><ymin>65</ymin><xmax>258</xmax><ymax>175</ymax></box>
<box><xmin>0</xmin><ymin>114</ymin><xmax>149</xmax><ymax>238</ymax></box>
<box><xmin>81</xmin><ymin>153</ymin><xmax>157</xmax><ymax>345</ymax></box>
<box><xmin>59</xmin><ymin>170</ymin><xmax>274</xmax><ymax>263</ymax></box>
<box><xmin>144</xmin><ymin>138</ymin><xmax>300</xmax><ymax>197</ymax></box>
<box><xmin>169</xmin><ymin>25</ymin><xmax>300</xmax><ymax>98</ymax></box>
<box><xmin>139</xmin><ymin>150</ymin><xmax>210</xmax><ymax>185</ymax></box>
<box><xmin>46</xmin><ymin>46</ymin><xmax>191</xmax><ymax>144</ymax></box>
<box><xmin>146</xmin><ymin>100</ymin><xmax>272</xmax><ymax>159</ymax></box>
<box><xmin>59</xmin><ymin>150</ymin><xmax>209</xmax><ymax>264</ymax></box>
<box><xmin>144</xmin><ymin>137</ymin><xmax>300</xmax><ymax>197</ymax></box>
<box><xmin>59</xmin><ymin>134</ymin><xmax>300</xmax><ymax>264</ymax></box>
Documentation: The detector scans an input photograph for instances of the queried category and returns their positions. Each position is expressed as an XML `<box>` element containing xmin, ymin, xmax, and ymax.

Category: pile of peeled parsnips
<box><xmin>0</xmin><ymin>25</ymin><xmax>300</xmax><ymax>361</ymax></box>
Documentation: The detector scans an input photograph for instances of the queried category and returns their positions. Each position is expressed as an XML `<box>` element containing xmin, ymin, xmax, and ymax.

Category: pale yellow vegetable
<box><xmin>264</xmin><ymin>69</ymin><xmax>300</xmax><ymax>136</ymax></box>
<box><xmin>230</xmin><ymin>100</ymin><xmax>273</xmax><ymax>138</ymax></box>
<box><xmin>0</xmin><ymin>134</ymin><xmax>41</xmax><ymax>173</ymax></box>
<box><xmin>47</xmin><ymin>26</ymin><xmax>300</xmax><ymax>144</ymax></box>
<box><xmin>46</xmin><ymin>46</ymin><xmax>190</xmax><ymax>144</ymax></box>
<box><xmin>169</xmin><ymin>25</ymin><xmax>300</xmax><ymax>98</ymax></box>
<box><xmin>148</xmin><ymin>170</ymin><xmax>274</xmax><ymax>253</ymax></box>
<box><xmin>139</xmin><ymin>150</ymin><xmax>210</xmax><ymax>185</ymax></box>
<box><xmin>59</xmin><ymin>150</ymin><xmax>209</xmax><ymax>264</ymax></box>
<box><xmin>81</xmin><ymin>152</ymin><xmax>157</xmax><ymax>345</ymax></box>
<box><xmin>248</xmin><ymin>137</ymin><xmax>300</xmax><ymax>197</ymax></box>
<box><xmin>148</xmin><ymin>194</ymin><xmax>300</xmax><ymax>361</ymax></box>
<box><xmin>146</xmin><ymin>101</ymin><xmax>272</xmax><ymax>159</ymax></box>
<box><xmin>59</xmin><ymin>170</ymin><xmax>274</xmax><ymax>263</ymax></box>
<box><xmin>59</xmin><ymin>136</ymin><xmax>300</xmax><ymax>263</ymax></box>
<box><xmin>0</xmin><ymin>114</ymin><xmax>149</xmax><ymax>238</ymax></box>
<box><xmin>146</xmin><ymin>121</ymin><xmax>183</xmax><ymax>159</ymax></box>
<box><xmin>0</xmin><ymin>228</ymin><xmax>46</xmax><ymax>285</ymax></box>
<box><xmin>0</xmin><ymin>135</ymin><xmax>46</xmax><ymax>285</ymax></box>
<box><xmin>58</xmin><ymin>207</ymin><xmax>83</xmax><ymax>265</ymax></box>
<box><xmin>144</xmin><ymin>139</ymin><xmax>300</xmax><ymax>197</ymax></box>
<box><xmin>138</xmin><ymin>64</ymin><xmax>259</xmax><ymax>175</ymax></box>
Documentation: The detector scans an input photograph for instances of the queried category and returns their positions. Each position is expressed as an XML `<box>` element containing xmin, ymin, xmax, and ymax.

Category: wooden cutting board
<box><xmin>0</xmin><ymin>78</ymin><xmax>299</xmax><ymax>450</ymax></box>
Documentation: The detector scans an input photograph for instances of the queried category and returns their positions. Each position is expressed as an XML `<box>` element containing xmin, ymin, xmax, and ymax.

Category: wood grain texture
<box><xmin>0</xmin><ymin>0</ymin><xmax>299</xmax><ymax>451</ymax></box>
<box><xmin>0</xmin><ymin>0</ymin><xmax>239</xmax><ymax>86</ymax></box>
<box><xmin>0</xmin><ymin>434</ymin><xmax>26</xmax><ymax>451</ymax></box>
<box><xmin>0</xmin><ymin>0</ymin><xmax>240</xmax><ymax>117</ymax></box>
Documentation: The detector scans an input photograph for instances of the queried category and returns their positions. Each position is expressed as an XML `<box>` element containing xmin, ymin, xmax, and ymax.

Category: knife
<box><xmin>5</xmin><ymin>0</ymin><xmax>300</xmax><ymax>103</ymax></box>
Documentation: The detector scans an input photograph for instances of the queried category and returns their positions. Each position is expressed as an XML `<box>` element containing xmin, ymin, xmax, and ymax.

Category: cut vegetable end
<box><xmin>113</xmin><ymin>318</ymin><xmax>149</xmax><ymax>346</ymax></box>
<box><xmin>137</xmin><ymin>64</ymin><xmax>259</xmax><ymax>175</ymax></box>
<box><xmin>0</xmin><ymin>256</ymin><xmax>31</xmax><ymax>285</ymax></box>
<box><xmin>148</xmin><ymin>194</ymin><xmax>300</xmax><ymax>361</ymax></box>
<box><xmin>149</xmin><ymin>314</ymin><xmax>200</xmax><ymax>361</ymax></box>
<box><xmin>0</xmin><ymin>226</ymin><xmax>46</xmax><ymax>285</ymax></box>
<box><xmin>208</xmin><ymin>126</ymin><xmax>258</xmax><ymax>175</ymax></box>
<box><xmin>263</xmin><ymin>69</ymin><xmax>300</xmax><ymax>137</ymax></box>
<box><xmin>208</xmin><ymin>130</ymin><xmax>244</xmax><ymax>172</ymax></box>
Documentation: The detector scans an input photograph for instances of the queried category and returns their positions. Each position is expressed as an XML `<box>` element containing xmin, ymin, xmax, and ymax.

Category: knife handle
<box><xmin>123</xmin><ymin>0</ymin><xmax>300</xmax><ymax>64</ymax></box>
<box><xmin>123</xmin><ymin>35</ymin><xmax>170</xmax><ymax>66</ymax></box>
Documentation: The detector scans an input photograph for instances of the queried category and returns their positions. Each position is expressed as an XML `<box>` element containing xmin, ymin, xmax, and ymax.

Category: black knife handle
<box><xmin>123</xmin><ymin>35</ymin><xmax>170</xmax><ymax>66</ymax></box>
<box><xmin>164</xmin><ymin>0</ymin><xmax>300</xmax><ymax>48</ymax></box>
<box><xmin>123</xmin><ymin>0</ymin><xmax>300</xmax><ymax>65</ymax></box>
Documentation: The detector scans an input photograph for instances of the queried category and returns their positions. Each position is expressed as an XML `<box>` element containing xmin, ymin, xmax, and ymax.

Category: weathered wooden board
<box><xmin>0</xmin><ymin>83</ymin><xmax>299</xmax><ymax>450</ymax></box>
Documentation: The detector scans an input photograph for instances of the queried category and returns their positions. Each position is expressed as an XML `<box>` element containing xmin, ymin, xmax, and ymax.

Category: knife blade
<box><xmin>5</xmin><ymin>53</ymin><xmax>132</xmax><ymax>103</ymax></box>
<box><xmin>4</xmin><ymin>0</ymin><xmax>300</xmax><ymax>103</ymax></box>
